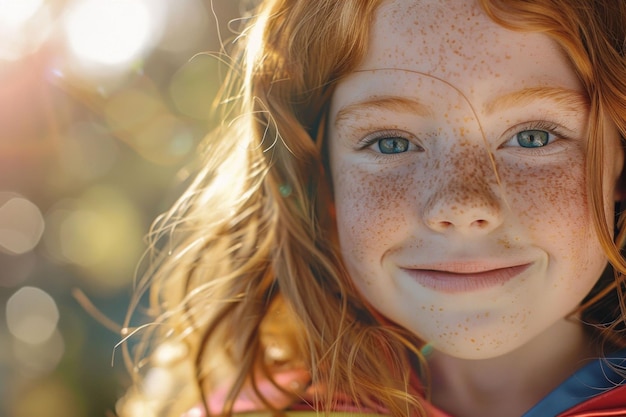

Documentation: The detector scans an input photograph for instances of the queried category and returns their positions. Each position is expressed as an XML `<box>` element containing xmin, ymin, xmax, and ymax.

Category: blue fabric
<box><xmin>523</xmin><ymin>348</ymin><xmax>626</xmax><ymax>416</ymax></box>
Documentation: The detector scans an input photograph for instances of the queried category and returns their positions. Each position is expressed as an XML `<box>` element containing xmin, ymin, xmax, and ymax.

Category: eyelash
<box><xmin>359</xmin><ymin>129</ymin><xmax>421</xmax><ymax>155</ymax></box>
<box><xmin>500</xmin><ymin>120</ymin><xmax>572</xmax><ymax>155</ymax></box>
<box><xmin>357</xmin><ymin>121</ymin><xmax>572</xmax><ymax>158</ymax></box>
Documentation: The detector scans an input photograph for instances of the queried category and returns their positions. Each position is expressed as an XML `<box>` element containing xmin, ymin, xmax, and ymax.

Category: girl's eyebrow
<box><xmin>333</xmin><ymin>87</ymin><xmax>587</xmax><ymax>126</ymax></box>
<box><xmin>334</xmin><ymin>96</ymin><xmax>433</xmax><ymax>126</ymax></box>
<box><xmin>484</xmin><ymin>86</ymin><xmax>589</xmax><ymax>115</ymax></box>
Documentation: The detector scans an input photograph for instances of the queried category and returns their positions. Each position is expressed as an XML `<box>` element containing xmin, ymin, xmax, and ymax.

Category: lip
<box><xmin>402</xmin><ymin>262</ymin><xmax>532</xmax><ymax>293</ymax></box>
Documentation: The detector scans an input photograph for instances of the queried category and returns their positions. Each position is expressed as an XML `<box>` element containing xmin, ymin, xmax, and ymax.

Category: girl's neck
<box><xmin>427</xmin><ymin>318</ymin><xmax>598</xmax><ymax>417</ymax></box>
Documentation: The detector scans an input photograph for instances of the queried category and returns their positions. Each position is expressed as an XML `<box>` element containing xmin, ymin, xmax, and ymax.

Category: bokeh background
<box><xmin>0</xmin><ymin>1</ymin><xmax>244</xmax><ymax>416</ymax></box>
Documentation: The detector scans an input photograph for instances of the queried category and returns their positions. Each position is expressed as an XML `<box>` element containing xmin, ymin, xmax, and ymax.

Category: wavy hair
<box><xmin>479</xmin><ymin>0</ymin><xmax>626</xmax><ymax>352</ymax></box>
<box><xmin>118</xmin><ymin>1</ymin><xmax>626</xmax><ymax>416</ymax></box>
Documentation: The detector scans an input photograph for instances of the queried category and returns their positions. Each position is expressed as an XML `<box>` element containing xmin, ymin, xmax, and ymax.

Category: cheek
<box><xmin>503</xmin><ymin>156</ymin><xmax>587</xmax><ymax>232</ymax></box>
<box><xmin>500</xmin><ymin>154</ymin><xmax>604</xmax><ymax>286</ymax></box>
<box><xmin>332</xmin><ymin>163</ymin><xmax>421</xmax><ymax>263</ymax></box>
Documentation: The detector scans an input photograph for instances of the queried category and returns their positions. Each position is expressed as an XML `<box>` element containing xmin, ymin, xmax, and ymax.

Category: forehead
<box><xmin>336</xmin><ymin>0</ymin><xmax>581</xmax><ymax>108</ymax></box>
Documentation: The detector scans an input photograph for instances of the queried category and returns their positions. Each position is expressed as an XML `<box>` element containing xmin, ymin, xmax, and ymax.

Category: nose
<box><xmin>423</xmin><ymin>170</ymin><xmax>504</xmax><ymax>235</ymax></box>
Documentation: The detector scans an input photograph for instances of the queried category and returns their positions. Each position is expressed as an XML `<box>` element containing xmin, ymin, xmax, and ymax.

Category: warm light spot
<box><xmin>143</xmin><ymin>367</ymin><xmax>174</xmax><ymax>398</ymax></box>
<box><xmin>6</xmin><ymin>286</ymin><xmax>59</xmax><ymax>345</ymax></box>
<box><xmin>0</xmin><ymin>195</ymin><xmax>45</xmax><ymax>255</ymax></box>
<box><xmin>0</xmin><ymin>0</ymin><xmax>43</xmax><ymax>25</ymax></box>
<box><xmin>13</xmin><ymin>329</ymin><xmax>65</xmax><ymax>375</ymax></box>
<box><xmin>117</xmin><ymin>397</ymin><xmax>157</xmax><ymax>417</ymax></box>
<box><xmin>0</xmin><ymin>1</ymin><xmax>51</xmax><ymax>61</ymax></box>
<box><xmin>64</xmin><ymin>0</ymin><xmax>153</xmax><ymax>66</ymax></box>
<box><xmin>58</xmin><ymin>209</ymin><xmax>102</xmax><ymax>266</ymax></box>
<box><xmin>153</xmin><ymin>342</ymin><xmax>189</xmax><ymax>366</ymax></box>
<box><xmin>41</xmin><ymin>187</ymin><xmax>145</xmax><ymax>294</ymax></box>
<box><xmin>182</xmin><ymin>407</ymin><xmax>204</xmax><ymax>417</ymax></box>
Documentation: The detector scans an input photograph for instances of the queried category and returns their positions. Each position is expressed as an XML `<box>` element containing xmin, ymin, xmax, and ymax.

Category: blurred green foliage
<box><xmin>0</xmin><ymin>1</ymin><xmax>243</xmax><ymax>416</ymax></box>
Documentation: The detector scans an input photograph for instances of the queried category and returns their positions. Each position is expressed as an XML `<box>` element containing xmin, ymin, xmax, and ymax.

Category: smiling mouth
<box><xmin>403</xmin><ymin>263</ymin><xmax>532</xmax><ymax>293</ymax></box>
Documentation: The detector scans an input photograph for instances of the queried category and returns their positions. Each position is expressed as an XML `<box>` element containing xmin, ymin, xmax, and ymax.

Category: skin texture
<box><xmin>328</xmin><ymin>0</ymin><xmax>623</xmax><ymax>415</ymax></box>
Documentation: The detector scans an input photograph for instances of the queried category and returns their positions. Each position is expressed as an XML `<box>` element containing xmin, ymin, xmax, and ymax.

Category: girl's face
<box><xmin>328</xmin><ymin>0</ymin><xmax>623</xmax><ymax>359</ymax></box>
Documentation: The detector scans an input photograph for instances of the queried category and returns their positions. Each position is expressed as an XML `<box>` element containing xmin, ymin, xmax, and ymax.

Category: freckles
<box><xmin>498</xmin><ymin>237</ymin><xmax>512</xmax><ymax>249</ymax></box>
<box><xmin>463</xmin><ymin>309</ymin><xmax>530</xmax><ymax>352</ymax></box>
<box><xmin>428</xmin><ymin>308</ymin><xmax>531</xmax><ymax>353</ymax></box>
<box><xmin>499</xmin><ymin>152</ymin><xmax>602</xmax><ymax>289</ymax></box>
<box><xmin>500</xmin><ymin>156</ymin><xmax>587</xmax><ymax>228</ymax></box>
<box><xmin>334</xmin><ymin>163</ymin><xmax>417</xmax><ymax>260</ymax></box>
<box><xmin>429</xmin><ymin>147</ymin><xmax>500</xmax><ymax>214</ymax></box>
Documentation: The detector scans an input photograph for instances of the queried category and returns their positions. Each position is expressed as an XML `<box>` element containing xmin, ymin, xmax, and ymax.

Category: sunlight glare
<box><xmin>0</xmin><ymin>0</ymin><xmax>44</xmax><ymax>26</ymax></box>
<box><xmin>0</xmin><ymin>0</ymin><xmax>51</xmax><ymax>61</ymax></box>
<box><xmin>64</xmin><ymin>0</ymin><xmax>153</xmax><ymax>66</ymax></box>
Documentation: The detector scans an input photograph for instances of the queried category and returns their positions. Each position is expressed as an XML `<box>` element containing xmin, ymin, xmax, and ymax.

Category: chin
<box><xmin>429</xmin><ymin>335</ymin><xmax>528</xmax><ymax>361</ymax></box>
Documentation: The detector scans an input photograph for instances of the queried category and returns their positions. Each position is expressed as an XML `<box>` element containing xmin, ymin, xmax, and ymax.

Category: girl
<box><xmin>117</xmin><ymin>0</ymin><xmax>626</xmax><ymax>416</ymax></box>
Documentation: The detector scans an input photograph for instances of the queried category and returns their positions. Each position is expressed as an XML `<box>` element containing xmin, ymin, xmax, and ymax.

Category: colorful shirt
<box><xmin>185</xmin><ymin>349</ymin><xmax>626</xmax><ymax>417</ymax></box>
<box><xmin>522</xmin><ymin>348</ymin><xmax>626</xmax><ymax>417</ymax></box>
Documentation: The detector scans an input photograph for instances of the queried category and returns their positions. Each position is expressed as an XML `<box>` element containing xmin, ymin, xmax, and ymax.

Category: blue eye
<box><xmin>516</xmin><ymin>130</ymin><xmax>550</xmax><ymax>148</ymax></box>
<box><xmin>377</xmin><ymin>137</ymin><xmax>410</xmax><ymax>154</ymax></box>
